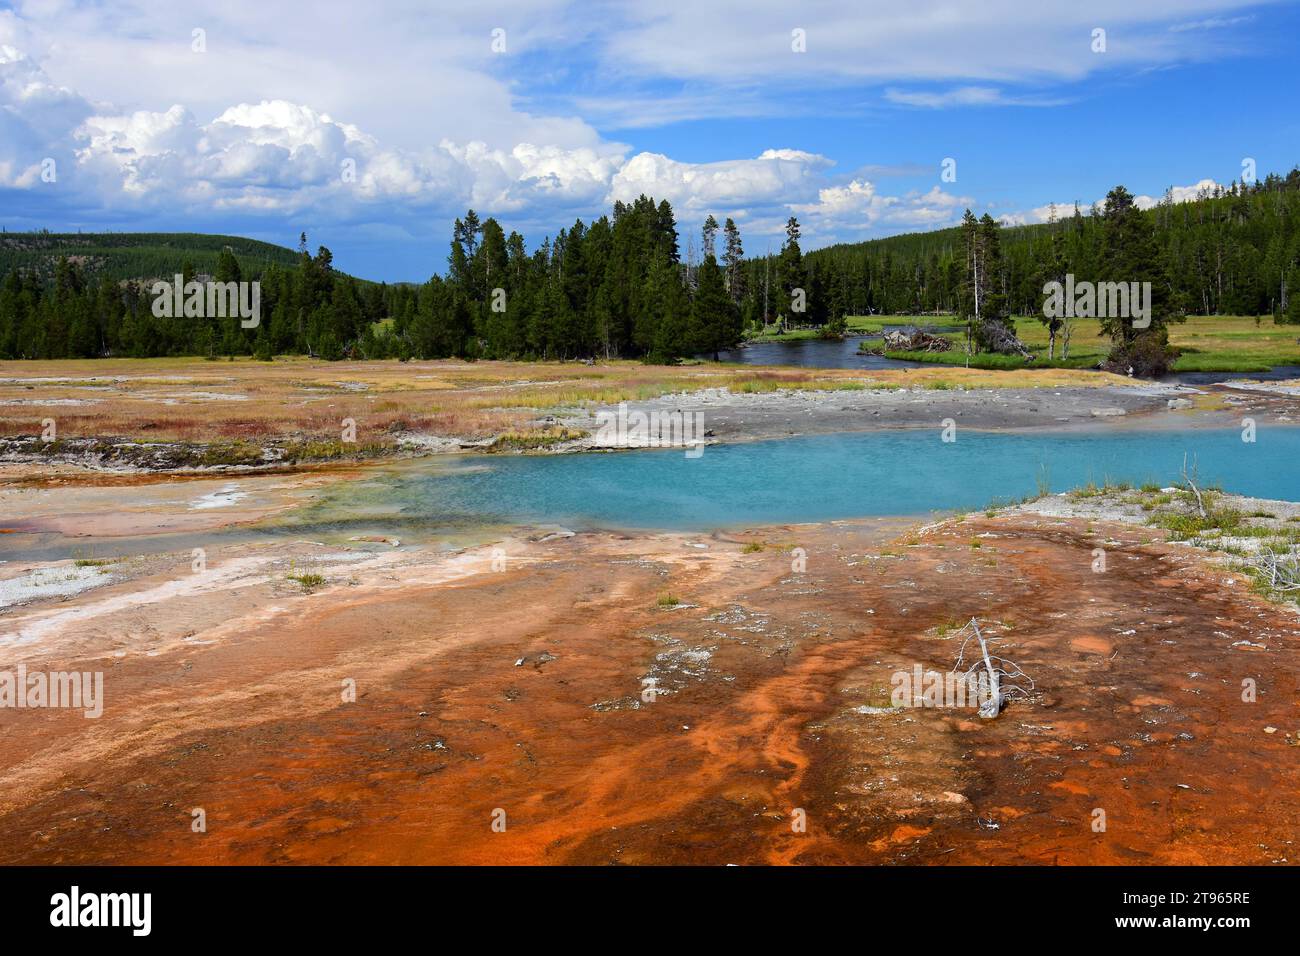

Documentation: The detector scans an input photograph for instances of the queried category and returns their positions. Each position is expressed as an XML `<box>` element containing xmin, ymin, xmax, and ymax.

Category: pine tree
<box><xmin>646</xmin><ymin>256</ymin><xmax>689</xmax><ymax>363</ymax></box>
<box><xmin>1097</xmin><ymin>185</ymin><xmax>1183</xmax><ymax>374</ymax></box>
<box><xmin>654</xmin><ymin>200</ymin><xmax>679</xmax><ymax>264</ymax></box>
<box><xmin>977</xmin><ymin>213</ymin><xmax>1008</xmax><ymax>327</ymax></box>
<box><xmin>721</xmin><ymin>218</ymin><xmax>745</xmax><ymax>305</ymax></box>
<box><xmin>690</xmin><ymin>255</ymin><xmax>740</xmax><ymax>360</ymax></box>
<box><xmin>958</xmin><ymin>210</ymin><xmax>981</xmax><ymax>362</ymax></box>
<box><xmin>778</xmin><ymin>217</ymin><xmax>805</xmax><ymax>329</ymax></box>
<box><xmin>702</xmin><ymin>215</ymin><xmax>719</xmax><ymax>261</ymax></box>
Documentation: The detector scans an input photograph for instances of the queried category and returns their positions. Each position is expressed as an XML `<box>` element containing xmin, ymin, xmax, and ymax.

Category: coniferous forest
<box><xmin>2</xmin><ymin>167</ymin><xmax>1299</xmax><ymax>366</ymax></box>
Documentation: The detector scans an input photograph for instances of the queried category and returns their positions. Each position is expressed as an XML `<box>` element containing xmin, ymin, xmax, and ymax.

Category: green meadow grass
<box><xmin>873</xmin><ymin>315</ymin><xmax>1300</xmax><ymax>372</ymax></box>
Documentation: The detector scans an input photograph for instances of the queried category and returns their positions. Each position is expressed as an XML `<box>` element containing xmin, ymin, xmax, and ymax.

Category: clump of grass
<box><xmin>280</xmin><ymin>439</ymin><xmax>392</xmax><ymax>462</ymax></box>
<box><xmin>1149</xmin><ymin>508</ymin><xmax>1244</xmax><ymax>540</ymax></box>
<box><xmin>733</xmin><ymin>378</ymin><xmax>781</xmax><ymax>394</ymax></box>
<box><xmin>934</xmin><ymin>617</ymin><xmax>964</xmax><ymax>638</ymax></box>
<box><xmin>970</xmin><ymin>539</ymin><xmax>982</xmax><ymax>549</ymax></box>
<box><xmin>1068</xmin><ymin>481</ymin><xmax>1102</xmax><ymax>499</ymax></box>
<box><xmin>741</xmin><ymin>542</ymin><xmax>766</xmax><ymax>554</ymax></box>
<box><xmin>195</xmin><ymin>441</ymin><xmax>265</xmax><ymax>467</ymax></box>
<box><xmin>72</xmin><ymin>547</ymin><xmax>118</xmax><ymax>568</ymax></box>
<box><xmin>1035</xmin><ymin>464</ymin><xmax>1052</xmax><ymax>498</ymax></box>
<box><xmin>287</xmin><ymin>572</ymin><xmax>326</xmax><ymax>592</ymax></box>
<box><xmin>1235</xmin><ymin>524</ymin><xmax>1284</xmax><ymax>539</ymax></box>
<box><xmin>489</xmin><ymin>426</ymin><xmax>586</xmax><ymax>452</ymax></box>
<box><xmin>1069</xmin><ymin>478</ymin><xmax>1134</xmax><ymax>500</ymax></box>
<box><xmin>656</xmin><ymin>593</ymin><xmax>680</xmax><ymax>608</ymax></box>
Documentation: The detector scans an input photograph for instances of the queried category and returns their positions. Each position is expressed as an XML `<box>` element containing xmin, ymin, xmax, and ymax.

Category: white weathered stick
<box><xmin>1251</xmin><ymin>551</ymin><xmax>1300</xmax><ymax>592</ymax></box>
<box><xmin>1182</xmin><ymin>452</ymin><xmax>1208</xmax><ymax>519</ymax></box>
<box><xmin>950</xmin><ymin>617</ymin><xmax>1036</xmax><ymax>718</ymax></box>
<box><xmin>969</xmin><ymin>619</ymin><xmax>1003</xmax><ymax>718</ymax></box>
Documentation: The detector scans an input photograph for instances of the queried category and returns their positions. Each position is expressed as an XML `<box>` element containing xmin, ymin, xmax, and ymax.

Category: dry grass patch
<box><xmin>1</xmin><ymin>355</ymin><xmax>1136</xmax><ymax>469</ymax></box>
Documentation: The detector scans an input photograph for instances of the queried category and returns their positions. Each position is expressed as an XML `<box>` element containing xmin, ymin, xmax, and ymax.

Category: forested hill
<box><xmin>4</xmin><ymin>167</ymin><xmax>1299</xmax><ymax>363</ymax></box>
<box><xmin>782</xmin><ymin>167</ymin><xmax>1300</xmax><ymax>320</ymax></box>
<box><xmin>0</xmin><ymin>231</ymin><xmax>303</xmax><ymax>284</ymax></box>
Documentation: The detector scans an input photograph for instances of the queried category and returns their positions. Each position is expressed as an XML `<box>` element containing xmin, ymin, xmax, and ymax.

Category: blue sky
<box><xmin>2</xmin><ymin>1</ymin><xmax>1297</xmax><ymax>281</ymax></box>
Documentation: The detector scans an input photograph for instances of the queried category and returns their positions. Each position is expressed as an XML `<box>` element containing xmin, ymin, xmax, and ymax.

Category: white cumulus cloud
<box><xmin>609</xmin><ymin>149</ymin><xmax>833</xmax><ymax>213</ymax></box>
<box><xmin>792</xmin><ymin>180</ymin><xmax>973</xmax><ymax>241</ymax></box>
<box><xmin>1003</xmin><ymin>178</ymin><xmax>1227</xmax><ymax>225</ymax></box>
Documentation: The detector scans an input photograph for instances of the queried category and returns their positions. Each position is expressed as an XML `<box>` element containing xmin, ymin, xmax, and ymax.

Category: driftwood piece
<box><xmin>864</xmin><ymin>329</ymin><xmax>953</xmax><ymax>354</ymax></box>
<box><xmin>1253</xmin><ymin>550</ymin><xmax>1300</xmax><ymax>593</ymax></box>
<box><xmin>951</xmin><ymin>618</ymin><xmax>1035</xmax><ymax>718</ymax></box>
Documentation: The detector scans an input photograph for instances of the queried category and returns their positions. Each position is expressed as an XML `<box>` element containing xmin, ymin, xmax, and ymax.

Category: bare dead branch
<box><xmin>950</xmin><ymin>617</ymin><xmax>1035</xmax><ymax>719</ymax></box>
<box><xmin>1250</xmin><ymin>550</ymin><xmax>1300</xmax><ymax>593</ymax></box>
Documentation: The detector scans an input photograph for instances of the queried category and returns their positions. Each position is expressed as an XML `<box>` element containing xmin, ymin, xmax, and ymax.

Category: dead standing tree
<box><xmin>1181</xmin><ymin>452</ymin><xmax>1209</xmax><ymax>519</ymax></box>
<box><xmin>951</xmin><ymin>618</ymin><xmax>1035</xmax><ymax>718</ymax></box>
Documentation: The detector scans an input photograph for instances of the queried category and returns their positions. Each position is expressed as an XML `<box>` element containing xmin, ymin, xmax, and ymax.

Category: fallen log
<box><xmin>979</xmin><ymin>319</ymin><xmax>1036</xmax><ymax>360</ymax></box>
<box><xmin>861</xmin><ymin>329</ymin><xmax>953</xmax><ymax>354</ymax></box>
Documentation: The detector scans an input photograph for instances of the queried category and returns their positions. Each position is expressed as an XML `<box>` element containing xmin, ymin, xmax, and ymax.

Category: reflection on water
<box><xmin>715</xmin><ymin>330</ymin><xmax>960</xmax><ymax>370</ymax></box>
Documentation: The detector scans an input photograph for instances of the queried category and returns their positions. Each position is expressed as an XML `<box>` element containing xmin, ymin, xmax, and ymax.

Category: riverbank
<box><xmin>5</xmin><ymin>357</ymin><xmax>1296</xmax><ymax>476</ymax></box>
<box><xmin>1</xmin><ymin>480</ymin><xmax>1296</xmax><ymax>864</ymax></box>
<box><xmin>865</xmin><ymin>314</ymin><xmax>1300</xmax><ymax>373</ymax></box>
<box><xmin>564</xmin><ymin>381</ymin><xmax>1195</xmax><ymax>448</ymax></box>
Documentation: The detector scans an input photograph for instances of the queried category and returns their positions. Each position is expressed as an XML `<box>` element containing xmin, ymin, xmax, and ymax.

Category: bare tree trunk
<box><xmin>1182</xmin><ymin>453</ymin><xmax>1208</xmax><ymax>518</ymax></box>
<box><xmin>970</xmin><ymin>620</ymin><xmax>1003</xmax><ymax>719</ymax></box>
